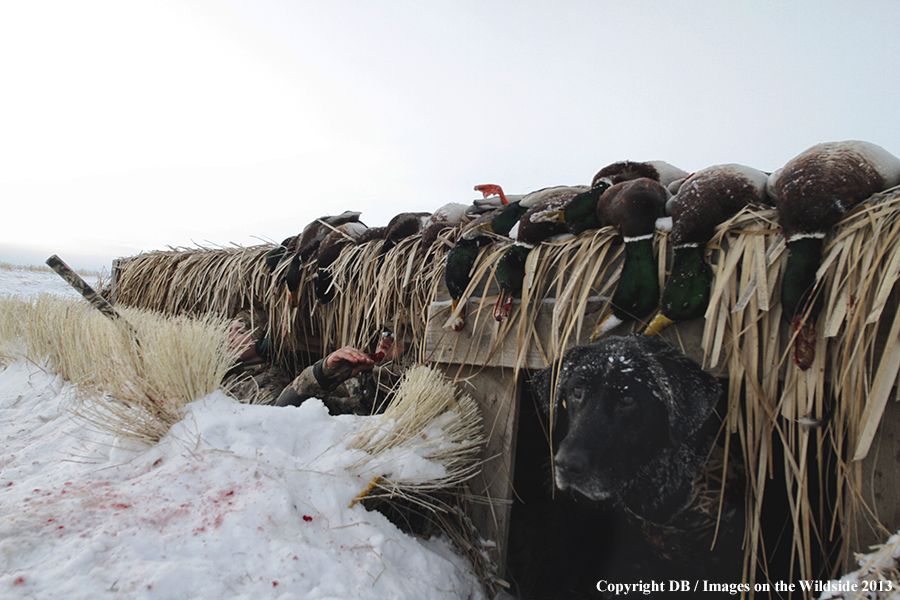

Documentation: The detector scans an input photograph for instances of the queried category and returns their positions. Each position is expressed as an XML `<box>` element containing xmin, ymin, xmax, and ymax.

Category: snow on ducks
<box><xmin>537</xmin><ymin>161</ymin><xmax>688</xmax><ymax>236</ymax></box>
<box><xmin>518</xmin><ymin>162</ymin><xmax>685</xmax><ymax>337</ymax></box>
<box><xmin>644</xmin><ymin>164</ymin><xmax>770</xmax><ymax>335</ymax></box>
<box><xmin>768</xmin><ymin>140</ymin><xmax>900</xmax><ymax>369</ymax></box>
<box><xmin>492</xmin><ymin>161</ymin><xmax>686</xmax><ymax>324</ymax></box>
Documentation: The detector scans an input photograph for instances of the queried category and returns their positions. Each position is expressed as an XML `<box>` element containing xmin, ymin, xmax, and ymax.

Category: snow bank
<box><xmin>0</xmin><ymin>359</ymin><xmax>485</xmax><ymax>600</ymax></box>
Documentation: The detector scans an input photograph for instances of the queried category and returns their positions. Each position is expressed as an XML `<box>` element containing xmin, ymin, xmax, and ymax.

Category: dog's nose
<box><xmin>554</xmin><ymin>448</ymin><xmax>587</xmax><ymax>477</ymax></box>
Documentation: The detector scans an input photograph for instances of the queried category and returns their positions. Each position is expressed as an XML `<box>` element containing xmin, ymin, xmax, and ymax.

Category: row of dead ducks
<box><xmin>265</xmin><ymin>140</ymin><xmax>900</xmax><ymax>370</ymax></box>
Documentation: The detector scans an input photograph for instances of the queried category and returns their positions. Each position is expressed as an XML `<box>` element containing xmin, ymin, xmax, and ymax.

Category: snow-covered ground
<box><xmin>0</xmin><ymin>267</ymin><xmax>486</xmax><ymax>600</ymax></box>
<box><xmin>0</xmin><ymin>266</ymin><xmax>87</xmax><ymax>298</ymax></box>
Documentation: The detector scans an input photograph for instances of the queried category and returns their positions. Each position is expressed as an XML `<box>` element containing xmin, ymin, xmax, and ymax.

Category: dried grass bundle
<box><xmin>344</xmin><ymin>363</ymin><xmax>495</xmax><ymax>595</ymax></box>
<box><xmin>692</xmin><ymin>204</ymin><xmax>785</xmax><ymax>588</ymax></box>
<box><xmin>115</xmin><ymin>243</ymin><xmax>322</xmax><ymax>373</ymax></box>
<box><xmin>349</xmin><ymin>364</ymin><xmax>485</xmax><ymax>497</ymax></box>
<box><xmin>0</xmin><ymin>296</ymin><xmax>32</xmax><ymax>360</ymax></box>
<box><xmin>113</xmin><ymin>230</ymin><xmax>458</xmax><ymax>372</ymax></box>
<box><xmin>0</xmin><ymin>295</ymin><xmax>239</xmax><ymax>443</ymax></box>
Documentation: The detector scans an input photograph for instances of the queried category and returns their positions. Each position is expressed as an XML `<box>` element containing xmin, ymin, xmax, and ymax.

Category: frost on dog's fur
<box><xmin>532</xmin><ymin>334</ymin><xmax>721</xmax><ymax>524</ymax></box>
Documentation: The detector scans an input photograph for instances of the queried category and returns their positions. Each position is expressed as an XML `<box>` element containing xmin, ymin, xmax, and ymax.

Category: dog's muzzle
<box><xmin>553</xmin><ymin>448</ymin><xmax>612</xmax><ymax>500</ymax></box>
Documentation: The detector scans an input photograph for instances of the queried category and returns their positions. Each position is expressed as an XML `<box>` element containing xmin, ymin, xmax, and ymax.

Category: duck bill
<box><xmin>450</xmin><ymin>298</ymin><xmax>467</xmax><ymax>332</ymax></box>
<box><xmin>589</xmin><ymin>312</ymin><xmax>623</xmax><ymax>343</ymax></box>
<box><xmin>791</xmin><ymin>315</ymin><xmax>816</xmax><ymax>370</ymax></box>
<box><xmin>493</xmin><ymin>291</ymin><xmax>515</xmax><ymax>322</ymax></box>
<box><xmin>643</xmin><ymin>312</ymin><xmax>675</xmax><ymax>336</ymax></box>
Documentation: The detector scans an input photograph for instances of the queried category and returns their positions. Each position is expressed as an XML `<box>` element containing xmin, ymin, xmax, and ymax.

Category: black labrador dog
<box><xmin>531</xmin><ymin>334</ymin><xmax>744</xmax><ymax>593</ymax></box>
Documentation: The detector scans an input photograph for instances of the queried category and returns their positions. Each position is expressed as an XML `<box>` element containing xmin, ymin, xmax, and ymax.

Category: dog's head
<box><xmin>532</xmin><ymin>334</ymin><xmax>721</xmax><ymax>512</ymax></box>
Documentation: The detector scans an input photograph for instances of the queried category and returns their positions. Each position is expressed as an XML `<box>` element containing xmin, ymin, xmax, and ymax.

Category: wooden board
<box><xmin>425</xmin><ymin>297</ymin><xmax>708</xmax><ymax>371</ymax></box>
<box><xmin>844</xmin><ymin>395</ymin><xmax>900</xmax><ymax>567</ymax></box>
<box><xmin>443</xmin><ymin>364</ymin><xmax>520</xmax><ymax>574</ymax></box>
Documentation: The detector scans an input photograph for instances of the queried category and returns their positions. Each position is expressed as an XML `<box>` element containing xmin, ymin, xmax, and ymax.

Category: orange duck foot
<box><xmin>493</xmin><ymin>291</ymin><xmax>514</xmax><ymax>322</ymax></box>
<box><xmin>450</xmin><ymin>298</ymin><xmax>467</xmax><ymax>332</ymax></box>
<box><xmin>474</xmin><ymin>184</ymin><xmax>509</xmax><ymax>205</ymax></box>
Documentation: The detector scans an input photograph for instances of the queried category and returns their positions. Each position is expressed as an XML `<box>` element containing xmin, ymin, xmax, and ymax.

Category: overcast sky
<box><xmin>2</xmin><ymin>0</ymin><xmax>899</xmax><ymax>271</ymax></box>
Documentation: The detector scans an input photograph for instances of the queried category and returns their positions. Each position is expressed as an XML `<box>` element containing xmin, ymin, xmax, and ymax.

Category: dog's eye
<box><xmin>571</xmin><ymin>387</ymin><xmax>583</xmax><ymax>401</ymax></box>
<box><xmin>619</xmin><ymin>396</ymin><xmax>635</xmax><ymax>407</ymax></box>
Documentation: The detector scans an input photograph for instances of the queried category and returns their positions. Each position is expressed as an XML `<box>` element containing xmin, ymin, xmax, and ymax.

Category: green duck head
<box><xmin>461</xmin><ymin>200</ymin><xmax>526</xmax><ymax>241</ymax></box>
<box><xmin>525</xmin><ymin>186</ymin><xmax>607</xmax><ymax>235</ymax></box>
<box><xmin>314</xmin><ymin>267</ymin><xmax>335</xmax><ymax>304</ymax></box>
<box><xmin>781</xmin><ymin>235</ymin><xmax>826</xmax><ymax>370</ymax></box>
<box><xmin>561</xmin><ymin>186</ymin><xmax>606</xmax><ymax>233</ymax></box>
<box><xmin>645</xmin><ymin>245</ymin><xmax>712</xmax><ymax>335</ymax></box>
<box><xmin>590</xmin><ymin>236</ymin><xmax>659</xmax><ymax>341</ymax></box>
<box><xmin>264</xmin><ymin>246</ymin><xmax>287</xmax><ymax>273</ymax></box>
<box><xmin>489</xmin><ymin>200</ymin><xmax>527</xmax><ymax>236</ymax></box>
<box><xmin>283</xmin><ymin>253</ymin><xmax>302</xmax><ymax>307</ymax></box>
<box><xmin>445</xmin><ymin>238</ymin><xmax>481</xmax><ymax>299</ymax></box>
<box><xmin>446</xmin><ymin>201</ymin><xmax>526</xmax><ymax>331</ymax></box>
<box><xmin>493</xmin><ymin>243</ymin><xmax>532</xmax><ymax>322</ymax></box>
<box><xmin>781</xmin><ymin>235</ymin><xmax>825</xmax><ymax>324</ymax></box>
<box><xmin>444</xmin><ymin>238</ymin><xmax>483</xmax><ymax>332</ymax></box>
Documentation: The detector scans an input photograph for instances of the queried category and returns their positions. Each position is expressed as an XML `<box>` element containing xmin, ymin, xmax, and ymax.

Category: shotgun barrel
<box><xmin>46</xmin><ymin>254</ymin><xmax>140</xmax><ymax>345</ymax></box>
<box><xmin>46</xmin><ymin>254</ymin><xmax>121</xmax><ymax>321</ymax></box>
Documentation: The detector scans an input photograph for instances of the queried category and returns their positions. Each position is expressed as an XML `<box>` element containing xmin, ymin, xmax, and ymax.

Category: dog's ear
<box><xmin>655</xmin><ymin>345</ymin><xmax>721</xmax><ymax>447</ymax></box>
<box><xmin>630</xmin><ymin>335</ymin><xmax>721</xmax><ymax>448</ymax></box>
<box><xmin>530</xmin><ymin>362</ymin><xmax>557</xmax><ymax>418</ymax></box>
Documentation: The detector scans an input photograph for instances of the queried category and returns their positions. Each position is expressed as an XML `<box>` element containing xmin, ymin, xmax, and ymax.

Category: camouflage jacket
<box><xmin>224</xmin><ymin>361</ymin><xmax>292</xmax><ymax>406</ymax></box>
<box><xmin>285</xmin><ymin>358</ymin><xmax>405</xmax><ymax>415</ymax></box>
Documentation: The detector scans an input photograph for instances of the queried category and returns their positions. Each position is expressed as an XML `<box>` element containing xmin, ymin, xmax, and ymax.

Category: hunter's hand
<box><xmin>324</xmin><ymin>346</ymin><xmax>376</xmax><ymax>378</ymax></box>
